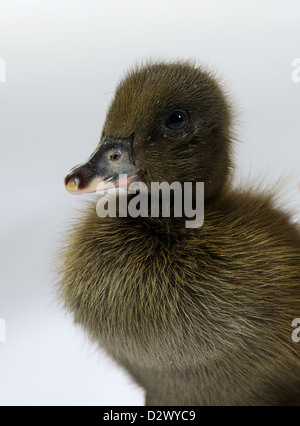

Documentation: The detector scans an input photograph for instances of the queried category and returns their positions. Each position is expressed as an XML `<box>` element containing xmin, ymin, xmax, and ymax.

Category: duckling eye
<box><xmin>165</xmin><ymin>110</ymin><xmax>187</xmax><ymax>131</ymax></box>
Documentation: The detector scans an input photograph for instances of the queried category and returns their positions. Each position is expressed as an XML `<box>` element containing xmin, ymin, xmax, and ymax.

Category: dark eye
<box><xmin>165</xmin><ymin>110</ymin><xmax>187</xmax><ymax>130</ymax></box>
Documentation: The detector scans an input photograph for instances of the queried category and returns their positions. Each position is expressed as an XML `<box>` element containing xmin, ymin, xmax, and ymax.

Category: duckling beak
<box><xmin>64</xmin><ymin>135</ymin><xmax>141</xmax><ymax>194</ymax></box>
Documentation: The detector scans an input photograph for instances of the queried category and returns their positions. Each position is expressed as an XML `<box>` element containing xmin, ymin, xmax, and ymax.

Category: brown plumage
<box><xmin>59</xmin><ymin>60</ymin><xmax>300</xmax><ymax>405</ymax></box>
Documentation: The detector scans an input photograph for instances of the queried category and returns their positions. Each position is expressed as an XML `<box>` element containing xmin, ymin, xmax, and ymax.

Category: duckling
<box><xmin>59</xmin><ymin>61</ymin><xmax>300</xmax><ymax>406</ymax></box>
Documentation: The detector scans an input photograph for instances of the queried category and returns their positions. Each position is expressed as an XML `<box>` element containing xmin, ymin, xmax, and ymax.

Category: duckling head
<box><xmin>65</xmin><ymin>61</ymin><xmax>233</xmax><ymax>201</ymax></box>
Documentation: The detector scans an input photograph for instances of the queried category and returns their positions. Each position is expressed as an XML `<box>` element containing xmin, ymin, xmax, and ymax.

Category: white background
<box><xmin>0</xmin><ymin>0</ymin><xmax>300</xmax><ymax>406</ymax></box>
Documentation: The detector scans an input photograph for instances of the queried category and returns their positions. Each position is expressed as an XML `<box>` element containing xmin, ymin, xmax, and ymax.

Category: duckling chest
<box><xmin>62</xmin><ymin>214</ymin><xmax>207</xmax><ymax>366</ymax></box>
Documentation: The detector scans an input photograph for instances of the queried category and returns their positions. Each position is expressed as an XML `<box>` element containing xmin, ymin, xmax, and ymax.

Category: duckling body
<box><xmin>60</xmin><ymin>61</ymin><xmax>300</xmax><ymax>405</ymax></box>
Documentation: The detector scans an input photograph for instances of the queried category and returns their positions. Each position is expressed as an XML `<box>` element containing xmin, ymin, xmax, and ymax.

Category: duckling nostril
<box><xmin>109</xmin><ymin>152</ymin><xmax>120</xmax><ymax>161</ymax></box>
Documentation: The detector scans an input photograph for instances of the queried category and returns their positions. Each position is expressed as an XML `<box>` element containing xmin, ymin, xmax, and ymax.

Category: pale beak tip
<box><xmin>66</xmin><ymin>178</ymin><xmax>80</xmax><ymax>192</ymax></box>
